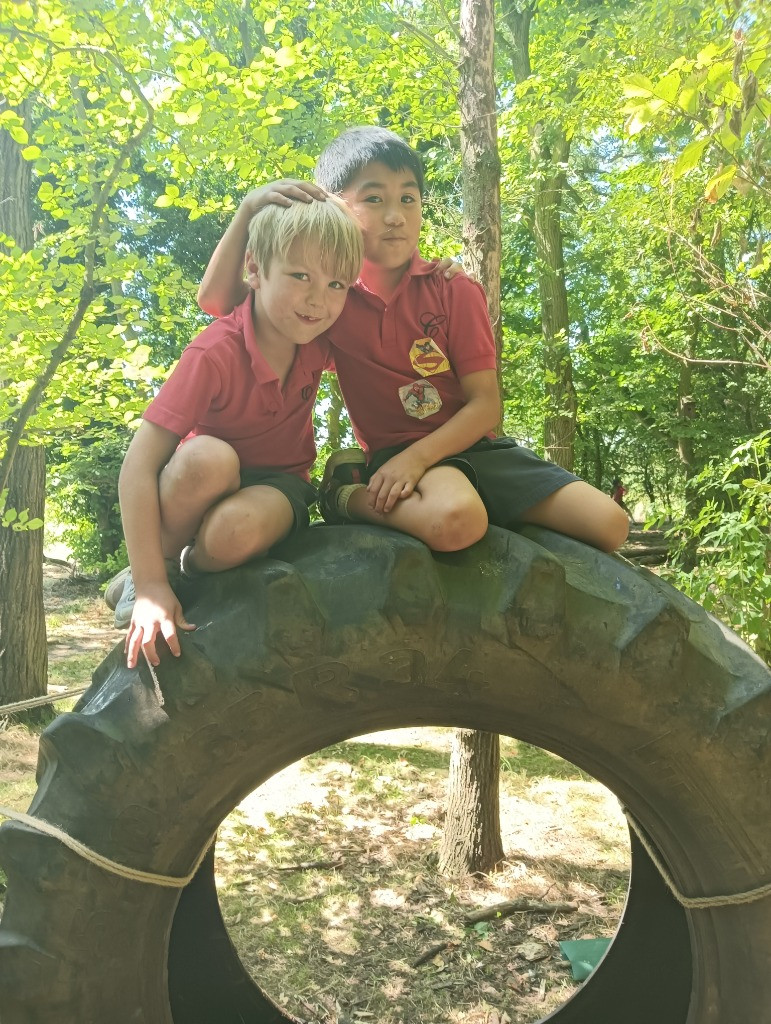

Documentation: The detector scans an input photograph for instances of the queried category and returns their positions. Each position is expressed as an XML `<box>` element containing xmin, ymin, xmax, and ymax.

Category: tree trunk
<box><xmin>676</xmin><ymin>219</ymin><xmax>706</xmax><ymax>570</ymax></box>
<box><xmin>532</xmin><ymin>122</ymin><xmax>577</xmax><ymax>470</ymax></box>
<box><xmin>438</xmin><ymin>0</ymin><xmax>505</xmax><ymax>879</ymax></box>
<box><xmin>325</xmin><ymin>376</ymin><xmax>347</xmax><ymax>451</ymax></box>
<box><xmin>0</xmin><ymin>446</ymin><xmax>48</xmax><ymax>712</ymax></box>
<box><xmin>500</xmin><ymin>3</ymin><xmax>578</xmax><ymax>471</ymax></box>
<box><xmin>676</xmin><ymin>359</ymin><xmax>700</xmax><ymax>570</ymax></box>
<box><xmin>438</xmin><ymin>729</ymin><xmax>505</xmax><ymax>875</ymax></box>
<box><xmin>0</xmin><ymin>106</ymin><xmax>49</xmax><ymax>714</ymax></box>
<box><xmin>459</xmin><ymin>0</ymin><xmax>501</xmax><ymax>364</ymax></box>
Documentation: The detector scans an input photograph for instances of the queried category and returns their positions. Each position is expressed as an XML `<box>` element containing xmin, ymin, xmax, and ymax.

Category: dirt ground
<box><xmin>0</xmin><ymin>562</ymin><xmax>630</xmax><ymax>1024</ymax></box>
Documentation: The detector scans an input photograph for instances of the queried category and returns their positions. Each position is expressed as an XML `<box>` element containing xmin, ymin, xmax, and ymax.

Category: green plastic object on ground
<box><xmin>559</xmin><ymin>939</ymin><xmax>613</xmax><ymax>981</ymax></box>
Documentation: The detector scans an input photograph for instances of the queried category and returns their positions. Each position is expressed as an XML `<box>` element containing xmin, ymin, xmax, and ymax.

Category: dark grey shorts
<box><xmin>368</xmin><ymin>437</ymin><xmax>580</xmax><ymax>528</ymax></box>
<box><xmin>239</xmin><ymin>468</ymin><xmax>318</xmax><ymax>535</ymax></box>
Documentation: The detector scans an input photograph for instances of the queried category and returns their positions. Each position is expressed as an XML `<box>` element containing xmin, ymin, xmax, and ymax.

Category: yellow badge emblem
<box><xmin>409</xmin><ymin>338</ymin><xmax>450</xmax><ymax>378</ymax></box>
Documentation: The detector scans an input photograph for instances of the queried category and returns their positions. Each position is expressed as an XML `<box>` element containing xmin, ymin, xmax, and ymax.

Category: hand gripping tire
<box><xmin>1</xmin><ymin>525</ymin><xmax>770</xmax><ymax>1024</ymax></box>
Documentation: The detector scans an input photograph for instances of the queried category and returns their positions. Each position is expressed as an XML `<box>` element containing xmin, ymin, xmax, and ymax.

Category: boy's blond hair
<box><xmin>247</xmin><ymin>195</ymin><xmax>363</xmax><ymax>284</ymax></box>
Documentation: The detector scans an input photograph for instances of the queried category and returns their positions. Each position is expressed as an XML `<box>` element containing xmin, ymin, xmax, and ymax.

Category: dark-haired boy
<box><xmin>199</xmin><ymin>127</ymin><xmax>628</xmax><ymax>554</ymax></box>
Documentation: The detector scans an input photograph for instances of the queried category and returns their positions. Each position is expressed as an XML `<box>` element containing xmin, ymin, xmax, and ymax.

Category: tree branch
<box><xmin>0</xmin><ymin>39</ymin><xmax>155</xmax><ymax>492</ymax></box>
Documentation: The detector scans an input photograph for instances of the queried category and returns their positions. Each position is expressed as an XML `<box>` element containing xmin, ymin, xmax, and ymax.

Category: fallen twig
<box><xmin>462</xmin><ymin>898</ymin><xmax>577</xmax><ymax>925</ymax></box>
<box><xmin>411</xmin><ymin>940</ymin><xmax>453</xmax><ymax>967</ymax></box>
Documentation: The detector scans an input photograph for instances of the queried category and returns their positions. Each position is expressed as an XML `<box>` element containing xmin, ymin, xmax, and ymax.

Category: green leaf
<box><xmin>274</xmin><ymin>46</ymin><xmax>296</xmax><ymax>68</ymax></box>
<box><xmin>21</xmin><ymin>145</ymin><xmax>42</xmax><ymax>161</ymax></box>
<box><xmin>704</xmin><ymin>165</ymin><xmax>736</xmax><ymax>203</ymax></box>
<box><xmin>655</xmin><ymin>72</ymin><xmax>680</xmax><ymax>104</ymax></box>
<box><xmin>678</xmin><ymin>75</ymin><xmax>701</xmax><ymax>114</ymax></box>
<box><xmin>173</xmin><ymin>104</ymin><xmax>203</xmax><ymax>126</ymax></box>
<box><xmin>672</xmin><ymin>137</ymin><xmax>709</xmax><ymax>179</ymax></box>
<box><xmin>695</xmin><ymin>42</ymin><xmax>721</xmax><ymax>67</ymax></box>
<box><xmin>622</xmin><ymin>74</ymin><xmax>655</xmax><ymax>98</ymax></box>
<box><xmin>625</xmin><ymin>98</ymin><xmax>665</xmax><ymax>135</ymax></box>
<box><xmin>7</xmin><ymin>124</ymin><xmax>29</xmax><ymax>145</ymax></box>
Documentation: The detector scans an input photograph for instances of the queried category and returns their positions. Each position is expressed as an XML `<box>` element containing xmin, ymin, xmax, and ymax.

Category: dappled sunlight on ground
<box><xmin>213</xmin><ymin>727</ymin><xmax>630</xmax><ymax>1024</ymax></box>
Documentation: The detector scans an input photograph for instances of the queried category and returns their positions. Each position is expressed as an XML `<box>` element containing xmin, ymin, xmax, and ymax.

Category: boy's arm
<box><xmin>367</xmin><ymin>369</ymin><xmax>500</xmax><ymax>514</ymax></box>
<box><xmin>198</xmin><ymin>181</ymin><xmax>471</xmax><ymax>317</ymax></box>
<box><xmin>119</xmin><ymin>421</ymin><xmax>195</xmax><ymax>669</ymax></box>
<box><xmin>198</xmin><ymin>180</ymin><xmax>327</xmax><ymax>317</ymax></box>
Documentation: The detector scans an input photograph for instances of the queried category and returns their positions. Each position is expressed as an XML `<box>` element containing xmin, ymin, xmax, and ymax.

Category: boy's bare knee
<box><xmin>165</xmin><ymin>436</ymin><xmax>240</xmax><ymax>496</ymax></box>
<box><xmin>427</xmin><ymin>497</ymin><xmax>488</xmax><ymax>552</ymax></box>
<box><xmin>197</xmin><ymin>496</ymin><xmax>291</xmax><ymax>569</ymax></box>
<box><xmin>602</xmin><ymin>505</ymin><xmax>630</xmax><ymax>553</ymax></box>
<box><xmin>198</xmin><ymin>504</ymin><xmax>263</xmax><ymax>566</ymax></box>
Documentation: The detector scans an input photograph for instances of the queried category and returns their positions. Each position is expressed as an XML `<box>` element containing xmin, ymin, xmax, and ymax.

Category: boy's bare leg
<box><xmin>521</xmin><ymin>480</ymin><xmax>629</xmax><ymax>553</ymax></box>
<box><xmin>347</xmin><ymin>465</ymin><xmax>488</xmax><ymax>552</ymax></box>
<box><xmin>157</xmin><ymin>435</ymin><xmax>242</xmax><ymax>558</ymax></box>
<box><xmin>189</xmin><ymin>485</ymin><xmax>295</xmax><ymax>572</ymax></box>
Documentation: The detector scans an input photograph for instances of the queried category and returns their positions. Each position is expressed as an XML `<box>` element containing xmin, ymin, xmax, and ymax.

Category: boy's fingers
<box><xmin>125</xmin><ymin>630</ymin><xmax>139</xmax><ymax>669</ymax></box>
<box><xmin>380</xmin><ymin>481</ymin><xmax>404</xmax><ymax>513</ymax></box>
<box><xmin>163</xmin><ymin>636</ymin><xmax>180</xmax><ymax>658</ymax></box>
<box><xmin>161</xmin><ymin>619</ymin><xmax>180</xmax><ymax>658</ymax></box>
<box><xmin>367</xmin><ymin>480</ymin><xmax>386</xmax><ymax>512</ymax></box>
<box><xmin>298</xmin><ymin>183</ymin><xmax>328</xmax><ymax>199</ymax></box>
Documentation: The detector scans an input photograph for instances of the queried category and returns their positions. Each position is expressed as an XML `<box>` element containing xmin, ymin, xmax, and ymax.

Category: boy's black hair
<box><xmin>315</xmin><ymin>126</ymin><xmax>425</xmax><ymax>196</ymax></box>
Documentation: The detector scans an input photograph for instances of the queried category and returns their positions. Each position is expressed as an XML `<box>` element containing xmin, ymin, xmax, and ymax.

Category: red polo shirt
<box><xmin>325</xmin><ymin>252</ymin><xmax>498</xmax><ymax>455</ymax></box>
<box><xmin>144</xmin><ymin>293</ymin><xmax>329</xmax><ymax>479</ymax></box>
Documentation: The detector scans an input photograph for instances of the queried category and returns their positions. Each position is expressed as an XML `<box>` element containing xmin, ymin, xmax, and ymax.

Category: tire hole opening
<box><xmin>199</xmin><ymin>727</ymin><xmax>636</xmax><ymax>1024</ymax></box>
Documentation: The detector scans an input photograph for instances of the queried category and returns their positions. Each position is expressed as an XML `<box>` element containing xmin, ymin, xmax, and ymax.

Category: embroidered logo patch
<box><xmin>398</xmin><ymin>380</ymin><xmax>443</xmax><ymax>419</ymax></box>
<box><xmin>409</xmin><ymin>338</ymin><xmax>450</xmax><ymax>378</ymax></box>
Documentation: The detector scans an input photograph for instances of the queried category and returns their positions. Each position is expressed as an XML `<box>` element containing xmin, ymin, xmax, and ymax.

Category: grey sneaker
<box><xmin>112</xmin><ymin>559</ymin><xmax>183</xmax><ymax>630</ymax></box>
<box><xmin>104</xmin><ymin>565</ymin><xmax>132</xmax><ymax>611</ymax></box>
<box><xmin>113</xmin><ymin>571</ymin><xmax>136</xmax><ymax>629</ymax></box>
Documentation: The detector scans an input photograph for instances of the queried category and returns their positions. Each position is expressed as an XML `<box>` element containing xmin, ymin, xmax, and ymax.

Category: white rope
<box><xmin>0</xmin><ymin>649</ymin><xmax>165</xmax><ymax>718</ymax></box>
<box><xmin>0</xmin><ymin>686</ymin><xmax>89</xmax><ymax>716</ymax></box>
<box><xmin>0</xmin><ymin>807</ymin><xmax>213</xmax><ymax>888</ymax></box>
<box><xmin>624</xmin><ymin>810</ymin><xmax>771</xmax><ymax>909</ymax></box>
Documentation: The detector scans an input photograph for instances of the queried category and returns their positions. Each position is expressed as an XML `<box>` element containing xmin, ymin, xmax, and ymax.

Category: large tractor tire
<box><xmin>1</xmin><ymin>525</ymin><xmax>770</xmax><ymax>1024</ymax></box>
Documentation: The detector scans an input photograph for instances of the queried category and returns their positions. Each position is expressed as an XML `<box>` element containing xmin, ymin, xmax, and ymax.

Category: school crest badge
<box><xmin>398</xmin><ymin>380</ymin><xmax>443</xmax><ymax>419</ymax></box>
<box><xmin>409</xmin><ymin>338</ymin><xmax>450</xmax><ymax>378</ymax></box>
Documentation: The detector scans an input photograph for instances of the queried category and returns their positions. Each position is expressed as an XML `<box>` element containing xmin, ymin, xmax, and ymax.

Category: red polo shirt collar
<box><xmin>353</xmin><ymin>250</ymin><xmax>435</xmax><ymax>307</ymax></box>
<box><xmin>237</xmin><ymin>293</ymin><xmax>326</xmax><ymax>400</ymax></box>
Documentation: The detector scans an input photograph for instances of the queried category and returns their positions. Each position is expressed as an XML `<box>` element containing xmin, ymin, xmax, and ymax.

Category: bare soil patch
<box><xmin>43</xmin><ymin>560</ymin><xmax>122</xmax><ymax>663</ymax></box>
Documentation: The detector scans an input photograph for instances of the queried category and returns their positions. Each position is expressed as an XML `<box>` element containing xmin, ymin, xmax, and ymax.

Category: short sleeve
<box><xmin>443</xmin><ymin>277</ymin><xmax>498</xmax><ymax>378</ymax></box>
<box><xmin>143</xmin><ymin>346</ymin><xmax>223</xmax><ymax>438</ymax></box>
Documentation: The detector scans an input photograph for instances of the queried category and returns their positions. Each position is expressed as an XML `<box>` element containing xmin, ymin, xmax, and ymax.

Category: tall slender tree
<box><xmin>499</xmin><ymin>0</ymin><xmax>578</xmax><ymax>470</ymax></box>
<box><xmin>438</xmin><ymin>0</ymin><xmax>505</xmax><ymax>877</ymax></box>
<box><xmin>0</xmin><ymin>105</ymin><xmax>48</xmax><ymax>714</ymax></box>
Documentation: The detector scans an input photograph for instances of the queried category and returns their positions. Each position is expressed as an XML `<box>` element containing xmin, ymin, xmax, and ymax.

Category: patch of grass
<box><xmin>500</xmin><ymin>742</ymin><xmax>590</xmax><ymax>782</ymax></box>
<box><xmin>47</xmin><ymin>653</ymin><xmax>99</xmax><ymax>692</ymax></box>
<box><xmin>0</xmin><ymin>775</ymin><xmax>37</xmax><ymax>813</ymax></box>
<box><xmin>309</xmin><ymin>739</ymin><xmax>451</xmax><ymax>774</ymax></box>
